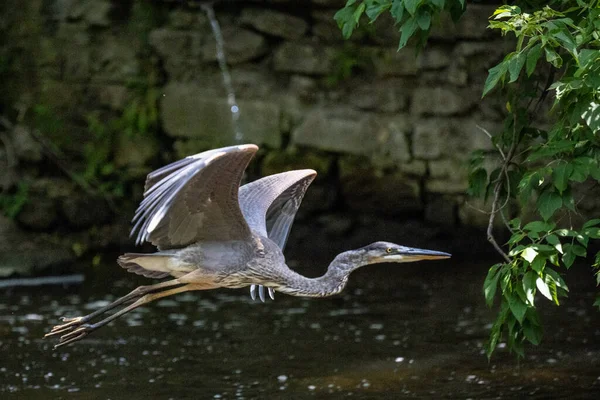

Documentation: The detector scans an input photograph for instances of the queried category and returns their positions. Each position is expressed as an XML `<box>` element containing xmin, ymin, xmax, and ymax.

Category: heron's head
<box><xmin>359</xmin><ymin>241</ymin><xmax>451</xmax><ymax>265</ymax></box>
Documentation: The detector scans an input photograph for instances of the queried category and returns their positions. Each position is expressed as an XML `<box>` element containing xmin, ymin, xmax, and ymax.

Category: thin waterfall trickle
<box><xmin>201</xmin><ymin>3</ymin><xmax>243</xmax><ymax>143</ymax></box>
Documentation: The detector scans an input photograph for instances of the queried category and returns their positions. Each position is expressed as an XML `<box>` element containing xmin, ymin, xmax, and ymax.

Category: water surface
<box><xmin>1</xmin><ymin>256</ymin><xmax>599</xmax><ymax>399</ymax></box>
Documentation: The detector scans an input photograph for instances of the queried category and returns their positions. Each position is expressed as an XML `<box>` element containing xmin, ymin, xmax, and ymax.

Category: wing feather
<box><xmin>131</xmin><ymin>144</ymin><xmax>258</xmax><ymax>250</ymax></box>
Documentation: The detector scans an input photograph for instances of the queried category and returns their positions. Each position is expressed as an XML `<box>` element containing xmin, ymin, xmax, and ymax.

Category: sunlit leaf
<box><xmin>521</xmin><ymin>247</ymin><xmax>538</xmax><ymax>263</ymax></box>
<box><xmin>536</xmin><ymin>277</ymin><xmax>552</xmax><ymax>301</ymax></box>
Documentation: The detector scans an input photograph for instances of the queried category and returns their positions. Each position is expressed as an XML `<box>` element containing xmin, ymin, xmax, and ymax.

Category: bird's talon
<box><xmin>55</xmin><ymin>324</ymin><xmax>92</xmax><ymax>347</ymax></box>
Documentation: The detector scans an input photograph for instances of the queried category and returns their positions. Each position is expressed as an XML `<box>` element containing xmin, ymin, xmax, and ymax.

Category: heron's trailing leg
<box><xmin>45</xmin><ymin>279</ymin><xmax>183</xmax><ymax>339</ymax></box>
<box><xmin>51</xmin><ymin>284</ymin><xmax>202</xmax><ymax>348</ymax></box>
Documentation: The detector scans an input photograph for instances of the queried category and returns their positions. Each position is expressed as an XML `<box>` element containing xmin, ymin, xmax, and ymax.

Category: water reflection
<box><xmin>1</xmin><ymin>257</ymin><xmax>599</xmax><ymax>398</ymax></box>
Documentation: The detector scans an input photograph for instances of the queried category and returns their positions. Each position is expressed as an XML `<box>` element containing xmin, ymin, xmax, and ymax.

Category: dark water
<box><xmin>1</xmin><ymin>256</ymin><xmax>599</xmax><ymax>399</ymax></box>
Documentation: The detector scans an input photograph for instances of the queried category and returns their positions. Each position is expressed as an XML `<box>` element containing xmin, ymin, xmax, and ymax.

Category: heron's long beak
<box><xmin>383</xmin><ymin>247</ymin><xmax>451</xmax><ymax>262</ymax></box>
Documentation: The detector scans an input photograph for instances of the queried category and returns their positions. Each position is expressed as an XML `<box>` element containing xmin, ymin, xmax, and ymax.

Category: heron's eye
<box><xmin>386</xmin><ymin>247</ymin><xmax>392</xmax><ymax>254</ymax></box>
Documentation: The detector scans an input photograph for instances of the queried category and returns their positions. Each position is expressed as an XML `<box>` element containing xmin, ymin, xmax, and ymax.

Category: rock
<box><xmin>412</xmin><ymin>119</ymin><xmax>451</xmax><ymax>160</ymax></box>
<box><xmin>0</xmin><ymin>215</ymin><xmax>75</xmax><ymax>277</ymax></box>
<box><xmin>240</xmin><ymin>9</ymin><xmax>308</xmax><ymax>40</ymax></box>
<box><xmin>12</xmin><ymin>125</ymin><xmax>43</xmax><ymax>162</ymax></box>
<box><xmin>149</xmin><ymin>28</ymin><xmax>204</xmax><ymax>80</ymax></box>
<box><xmin>16</xmin><ymin>198</ymin><xmax>58</xmax><ymax>230</ymax></box>
<box><xmin>160</xmin><ymin>83</ymin><xmax>282</xmax><ymax>148</ymax></box>
<box><xmin>411</xmin><ymin>87</ymin><xmax>475</xmax><ymax>116</ymax></box>
<box><xmin>372</xmin><ymin>48</ymin><xmax>418</xmax><ymax>77</ymax></box>
<box><xmin>67</xmin><ymin>0</ymin><xmax>112</xmax><ymax>27</ymax></box>
<box><xmin>114</xmin><ymin>133</ymin><xmax>159</xmax><ymax>169</ymax></box>
<box><xmin>61</xmin><ymin>195</ymin><xmax>111</xmax><ymax>229</ymax></box>
<box><xmin>429</xmin><ymin>158</ymin><xmax>467</xmax><ymax>181</ymax></box>
<box><xmin>417</xmin><ymin>46</ymin><xmax>452</xmax><ymax>70</ymax></box>
<box><xmin>431</xmin><ymin>5</ymin><xmax>498</xmax><ymax>40</ymax></box>
<box><xmin>374</xmin><ymin>115</ymin><xmax>412</xmax><ymax>163</ymax></box>
<box><xmin>339</xmin><ymin>157</ymin><xmax>422</xmax><ymax>215</ymax></box>
<box><xmin>292</xmin><ymin>107</ymin><xmax>381</xmax><ymax>156</ymax></box>
<box><xmin>401</xmin><ymin>160</ymin><xmax>427</xmax><ymax>177</ymax></box>
<box><xmin>349</xmin><ymin>79</ymin><xmax>408</xmax><ymax>112</ymax></box>
<box><xmin>92</xmin><ymin>37</ymin><xmax>140</xmax><ymax>82</ymax></box>
<box><xmin>425</xmin><ymin>179</ymin><xmax>468</xmax><ymax>194</ymax></box>
<box><xmin>56</xmin><ymin>24</ymin><xmax>91</xmax><ymax>81</ymax></box>
<box><xmin>289</xmin><ymin>75</ymin><xmax>320</xmax><ymax>103</ymax></box>
<box><xmin>202</xmin><ymin>27</ymin><xmax>268</xmax><ymax>65</ymax></box>
<box><xmin>274</xmin><ymin>42</ymin><xmax>336</xmax><ymax>75</ymax></box>
<box><xmin>261</xmin><ymin>149</ymin><xmax>333</xmax><ymax>177</ymax></box>
<box><xmin>96</xmin><ymin>84</ymin><xmax>130</xmax><ymax>110</ymax></box>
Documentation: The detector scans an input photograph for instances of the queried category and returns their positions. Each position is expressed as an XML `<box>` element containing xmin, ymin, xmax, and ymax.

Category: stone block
<box><xmin>12</xmin><ymin>125</ymin><xmax>43</xmax><ymax>162</ymax></box>
<box><xmin>292</xmin><ymin>107</ymin><xmax>381</xmax><ymax>156</ymax></box>
<box><xmin>67</xmin><ymin>0</ymin><xmax>112</xmax><ymax>27</ymax></box>
<box><xmin>411</xmin><ymin>87</ymin><xmax>475</xmax><ymax>116</ymax></box>
<box><xmin>431</xmin><ymin>5</ymin><xmax>498</xmax><ymax>40</ymax></box>
<box><xmin>375</xmin><ymin>115</ymin><xmax>412</xmax><ymax>163</ymax></box>
<box><xmin>425</xmin><ymin>179</ymin><xmax>468</xmax><ymax>194</ymax></box>
<box><xmin>114</xmin><ymin>133</ymin><xmax>159</xmax><ymax>168</ymax></box>
<box><xmin>160</xmin><ymin>83</ymin><xmax>281</xmax><ymax>148</ymax></box>
<box><xmin>274</xmin><ymin>42</ymin><xmax>336</xmax><ymax>75</ymax></box>
<box><xmin>92</xmin><ymin>37</ymin><xmax>140</xmax><ymax>82</ymax></box>
<box><xmin>372</xmin><ymin>48</ymin><xmax>418</xmax><ymax>77</ymax></box>
<box><xmin>417</xmin><ymin>46</ymin><xmax>452</xmax><ymax>70</ymax></box>
<box><xmin>202</xmin><ymin>27</ymin><xmax>268</xmax><ymax>65</ymax></box>
<box><xmin>240</xmin><ymin>9</ymin><xmax>308</xmax><ymax>40</ymax></box>
<box><xmin>413</xmin><ymin>119</ymin><xmax>450</xmax><ymax>160</ymax></box>
<box><xmin>429</xmin><ymin>158</ymin><xmax>468</xmax><ymax>181</ymax></box>
<box><xmin>349</xmin><ymin>79</ymin><xmax>408</xmax><ymax>113</ymax></box>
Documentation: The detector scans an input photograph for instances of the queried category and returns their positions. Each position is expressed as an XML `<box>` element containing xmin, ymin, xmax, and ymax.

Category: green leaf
<box><xmin>390</xmin><ymin>0</ymin><xmax>405</xmax><ymax>22</ymax></box>
<box><xmin>537</xmin><ymin>190</ymin><xmax>562</xmax><ymax>221</ymax></box>
<box><xmin>552</xmin><ymin>163</ymin><xmax>573</xmax><ymax>194</ymax></box>
<box><xmin>398</xmin><ymin>17</ymin><xmax>418</xmax><ymax>49</ymax></box>
<box><xmin>544</xmin><ymin>47</ymin><xmax>562</xmax><ymax>68</ymax></box>
<box><xmin>416</xmin><ymin>10</ymin><xmax>431</xmax><ymax>30</ymax></box>
<box><xmin>482</xmin><ymin>61</ymin><xmax>508</xmax><ymax>97</ymax></box>
<box><xmin>526</xmin><ymin>43</ymin><xmax>542</xmax><ymax>77</ymax></box>
<box><xmin>523</xmin><ymin>318</ymin><xmax>542</xmax><ymax>345</ymax></box>
<box><xmin>484</xmin><ymin>263</ymin><xmax>502</xmax><ymax>307</ymax></box>
<box><xmin>404</xmin><ymin>0</ymin><xmax>419</xmax><ymax>15</ymax></box>
<box><xmin>365</xmin><ymin>2</ymin><xmax>390</xmax><ymax>21</ymax></box>
<box><xmin>583</xmin><ymin>219</ymin><xmax>600</xmax><ymax>229</ymax></box>
<box><xmin>353</xmin><ymin>2</ymin><xmax>366</xmax><ymax>23</ymax></box>
<box><xmin>467</xmin><ymin>168</ymin><xmax>487</xmax><ymax>197</ymax></box>
<box><xmin>523</xmin><ymin>220</ymin><xmax>554</xmax><ymax>234</ymax></box>
<box><xmin>562</xmin><ymin>249</ymin><xmax>576</xmax><ymax>268</ymax></box>
<box><xmin>508</xmin><ymin>51</ymin><xmax>526</xmax><ymax>83</ymax></box>
<box><xmin>531</xmin><ymin>256</ymin><xmax>546</xmax><ymax>273</ymax></box>
<box><xmin>507</xmin><ymin>292</ymin><xmax>527</xmax><ymax>323</ymax></box>
<box><xmin>594</xmin><ymin>297</ymin><xmax>600</xmax><ymax>310</ymax></box>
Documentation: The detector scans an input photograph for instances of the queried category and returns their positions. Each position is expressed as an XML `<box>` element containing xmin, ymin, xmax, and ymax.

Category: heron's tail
<box><xmin>117</xmin><ymin>253</ymin><xmax>171</xmax><ymax>279</ymax></box>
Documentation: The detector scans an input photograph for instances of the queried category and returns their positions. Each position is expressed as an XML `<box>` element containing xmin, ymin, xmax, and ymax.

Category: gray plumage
<box><xmin>46</xmin><ymin>144</ymin><xmax>451</xmax><ymax>348</ymax></box>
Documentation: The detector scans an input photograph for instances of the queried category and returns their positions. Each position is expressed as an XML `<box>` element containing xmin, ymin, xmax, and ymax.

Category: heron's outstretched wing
<box><xmin>131</xmin><ymin>144</ymin><xmax>258</xmax><ymax>250</ymax></box>
<box><xmin>239</xmin><ymin>169</ymin><xmax>316</xmax><ymax>246</ymax></box>
<box><xmin>239</xmin><ymin>169</ymin><xmax>316</xmax><ymax>302</ymax></box>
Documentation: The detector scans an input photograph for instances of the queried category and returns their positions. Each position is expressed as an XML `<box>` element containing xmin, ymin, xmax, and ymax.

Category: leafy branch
<box><xmin>336</xmin><ymin>0</ymin><xmax>600</xmax><ymax>358</ymax></box>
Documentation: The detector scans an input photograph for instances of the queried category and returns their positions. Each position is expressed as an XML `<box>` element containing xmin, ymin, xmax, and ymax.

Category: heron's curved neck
<box><xmin>276</xmin><ymin>251</ymin><xmax>362</xmax><ymax>297</ymax></box>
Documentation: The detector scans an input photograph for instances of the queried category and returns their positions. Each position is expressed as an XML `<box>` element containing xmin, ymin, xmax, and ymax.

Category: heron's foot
<box><xmin>53</xmin><ymin>324</ymin><xmax>93</xmax><ymax>349</ymax></box>
<box><xmin>250</xmin><ymin>285</ymin><xmax>275</xmax><ymax>302</ymax></box>
<box><xmin>44</xmin><ymin>316</ymin><xmax>87</xmax><ymax>338</ymax></box>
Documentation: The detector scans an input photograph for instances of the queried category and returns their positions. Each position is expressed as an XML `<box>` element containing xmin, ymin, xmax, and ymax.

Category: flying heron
<box><xmin>46</xmin><ymin>144</ymin><xmax>451</xmax><ymax>348</ymax></box>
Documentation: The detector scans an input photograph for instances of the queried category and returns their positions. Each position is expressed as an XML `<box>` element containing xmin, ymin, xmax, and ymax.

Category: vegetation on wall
<box><xmin>335</xmin><ymin>0</ymin><xmax>600</xmax><ymax>358</ymax></box>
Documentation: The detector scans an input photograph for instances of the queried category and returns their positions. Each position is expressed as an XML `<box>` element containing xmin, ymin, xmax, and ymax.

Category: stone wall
<box><xmin>0</xmin><ymin>0</ymin><xmax>516</xmax><ymax>275</ymax></box>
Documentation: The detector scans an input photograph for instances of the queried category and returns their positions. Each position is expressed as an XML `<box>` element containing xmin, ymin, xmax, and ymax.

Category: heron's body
<box><xmin>46</xmin><ymin>144</ymin><xmax>451</xmax><ymax>348</ymax></box>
